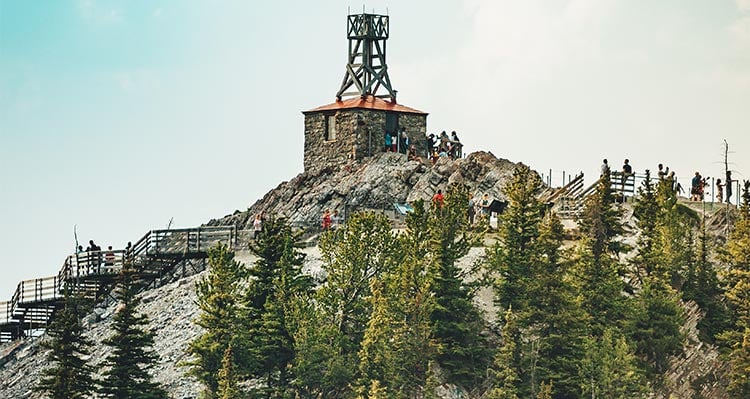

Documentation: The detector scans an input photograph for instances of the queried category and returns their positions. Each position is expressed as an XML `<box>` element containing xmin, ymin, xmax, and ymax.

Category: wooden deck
<box><xmin>0</xmin><ymin>226</ymin><xmax>236</xmax><ymax>342</ymax></box>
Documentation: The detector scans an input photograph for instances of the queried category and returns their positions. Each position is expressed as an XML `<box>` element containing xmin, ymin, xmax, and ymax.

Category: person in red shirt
<box><xmin>432</xmin><ymin>190</ymin><xmax>444</xmax><ymax>209</ymax></box>
<box><xmin>322</xmin><ymin>209</ymin><xmax>332</xmax><ymax>230</ymax></box>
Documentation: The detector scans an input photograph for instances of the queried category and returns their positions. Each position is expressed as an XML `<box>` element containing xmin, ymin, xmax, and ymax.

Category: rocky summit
<box><xmin>209</xmin><ymin>151</ymin><xmax>520</xmax><ymax>230</ymax></box>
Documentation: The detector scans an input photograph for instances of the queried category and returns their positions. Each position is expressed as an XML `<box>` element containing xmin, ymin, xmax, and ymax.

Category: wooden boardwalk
<box><xmin>0</xmin><ymin>226</ymin><xmax>236</xmax><ymax>343</ymax></box>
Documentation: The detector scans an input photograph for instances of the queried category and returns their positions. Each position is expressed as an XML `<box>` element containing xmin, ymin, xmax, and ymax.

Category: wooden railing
<box><xmin>0</xmin><ymin>225</ymin><xmax>237</xmax><ymax>341</ymax></box>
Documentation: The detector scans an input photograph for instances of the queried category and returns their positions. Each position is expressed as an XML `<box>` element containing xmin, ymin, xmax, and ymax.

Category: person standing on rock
<box><xmin>253</xmin><ymin>214</ymin><xmax>263</xmax><ymax>240</ymax></box>
<box><xmin>322</xmin><ymin>209</ymin><xmax>332</xmax><ymax>230</ymax></box>
<box><xmin>468</xmin><ymin>194</ymin><xmax>476</xmax><ymax>225</ymax></box>
<box><xmin>399</xmin><ymin>127</ymin><xmax>409</xmax><ymax>154</ymax></box>
<box><xmin>384</xmin><ymin>131</ymin><xmax>392</xmax><ymax>152</ymax></box>
<box><xmin>432</xmin><ymin>190</ymin><xmax>444</xmax><ymax>209</ymax></box>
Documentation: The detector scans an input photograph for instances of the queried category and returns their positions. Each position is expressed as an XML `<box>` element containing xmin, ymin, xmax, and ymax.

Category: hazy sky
<box><xmin>1</xmin><ymin>0</ymin><xmax>749</xmax><ymax>299</ymax></box>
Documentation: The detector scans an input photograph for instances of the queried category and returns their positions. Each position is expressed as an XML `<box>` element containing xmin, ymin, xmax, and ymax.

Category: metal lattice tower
<box><xmin>336</xmin><ymin>13</ymin><xmax>397</xmax><ymax>102</ymax></box>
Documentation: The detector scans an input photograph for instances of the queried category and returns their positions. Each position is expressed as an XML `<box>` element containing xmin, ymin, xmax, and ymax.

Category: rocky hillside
<box><xmin>0</xmin><ymin>151</ymin><xmax>735</xmax><ymax>398</ymax></box>
<box><xmin>209</xmin><ymin>151</ymin><xmax>520</xmax><ymax>229</ymax></box>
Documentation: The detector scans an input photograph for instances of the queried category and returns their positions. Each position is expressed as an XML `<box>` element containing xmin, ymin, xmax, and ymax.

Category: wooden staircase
<box><xmin>0</xmin><ymin>226</ymin><xmax>237</xmax><ymax>343</ymax></box>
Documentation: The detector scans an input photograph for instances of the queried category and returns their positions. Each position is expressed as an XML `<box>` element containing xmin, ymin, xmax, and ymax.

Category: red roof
<box><xmin>303</xmin><ymin>95</ymin><xmax>427</xmax><ymax>115</ymax></box>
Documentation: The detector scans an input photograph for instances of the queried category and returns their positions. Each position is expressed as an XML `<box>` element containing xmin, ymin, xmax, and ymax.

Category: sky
<box><xmin>1</xmin><ymin>0</ymin><xmax>749</xmax><ymax>299</ymax></box>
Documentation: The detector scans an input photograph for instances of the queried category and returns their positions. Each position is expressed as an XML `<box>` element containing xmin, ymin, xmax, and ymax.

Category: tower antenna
<box><xmin>336</xmin><ymin>12</ymin><xmax>397</xmax><ymax>102</ymax></box>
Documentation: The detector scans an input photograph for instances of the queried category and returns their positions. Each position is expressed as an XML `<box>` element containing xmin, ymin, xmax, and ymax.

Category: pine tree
<box><xmin>580</xmin><ymin>328</ymin><xmax>648</xmax><ymax>399</ymax></box>
<box><xmin>187</xmin><ymin>243</ymin><xmax>246</xmax><ymax>398</ymax></box>
<box><xmin>489</xmin><ymin>164</ymin><xmax>546</xmax><ymax>314</ymax></box>
<box><xmin>34</xmin><ymin>290</ymin><xmax>97</xmax><ymax>399</ymax></box>
<box><xmin>297</xmin><ymin>211</ymin><xmax>397</xmax><ymax>398</ymax></box>
<box><xmin>632</xmin><ymin>170</ymin><xmax>659</xmax><ymax>281</ymax></box>
<box><xmin>217</xmin><ymin>344</ymin><xmax>241</xmax><ymax>399</ymax></box>
<box><xmin>243</xmin><ymin>216</ymin><xmax>313</xmax><ymax>397</ymax></box>
<box><xmin>99</xmin><ymin>266</ymin><xmax>168</xmax><ymax>399</ymax></box>
<box><xmin>572</xmin><ymin>175</ymin><xmax>629</xmax><ymax>336</ymax></box>
<box><xmin>682</xmin><ymin>218</ymin><xmax>730</xmax><ymax>343</ymax></box>
<box><xmin>727</xmin><ymin>328</ymin><xmax>750</xmax><ymax>398</ymax></box>
<box><xmin>487</xmin><ymin>308</ymin><xmax>520</xmax><ymax>399</ymax></box>
<box><xmin>627</xmin><ymin>277</ymin><xmax>685</xmax><ymax>375</ymax></box>
<box><xmin>427</xmin><ymin>184</ymin><xmax>490</xmax><ymax>386</ymax></box>
<box><xmin>722</xmin><ymin>181</ymin><xmax>750</xmax><ymax>398</ymax></box>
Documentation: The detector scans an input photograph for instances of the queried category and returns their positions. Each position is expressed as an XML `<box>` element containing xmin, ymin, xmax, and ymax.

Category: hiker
<box><xmin>691</xmin><ymin>172</ymin><xmax>703</xmax><ymax>201</ymax></box>
<box><xmin>390</xmin><ymin>132</ymin><xmax>398</xmax><ymax>152</ymax></box>
<box><xmin>425</xmin><ymin>133</ymin><xmax>435</xmax><ymax>158</ymax></box>
<box><xmin>407</xmin><ymin>145</ymin><xmax>422</xmax><ymax>163</ymax></box>
<box><xmin>601</xmin><ymin>159</ymin><xmax>610</xmax><ymax>177</ymax></box>
<box><xmin>104</xmin><ymin>246</ymin><xmax>115</xmax><ymax>267</ymax></box>
<box><xmin>125</xmin><ymin>241</ymin><xmax>133</xmax><ymax>260</ymax></box>
<box><xmin>657</xmin><ymin>164</ymin><xmax>669</xmax><ymax>179</ymax></box>
<box><xmin>432</xmin><ymin>189</ymin><xmax>445</xmax><ymax>209</ymax></box>
<box><xmin>331</xmin><ymin>210</ymin><xmax>341</xmax><ymax>230</ymax></box>
<box><xmin>468</xmin><ymin>194</ymin><xmax>476</xmax><ymax>225</ymax></box>
<box><xmin>253</xmin><ymin>214</ymin><xmax>263</xmax><ymax>239</ymax></box>
<box><xmin>77</xmin><ymin>245</ymin><xmax>84</xmax><ymax>254</ymax></box>
<box><xmin>384</xmin><ymin>131</ymin><xmax>392</xmax><ymax>152</ymax></box>
<box><xmin>716</xmin><ymin>179</ymin><xmax>724</xmax><ymax>203</ymax></box>
<box><xmin>622</xmin><ymin>159</ymin><xmax>633</xmax><ymax>176</ymax></box>
<box><xmin>399</xmin><ymin>128</ymin><xmax>409</xmax><ymax>154</ymax></box>
<box><xmin>451</xmin><ymin>130</ymin><xmax>460</xmax><ymax>143</ymax></box>
<box><xmin>322</xmin><ymin>209</ymin><xmax>332</xmax><ymax>230</ymax></box>
<box><xmin>726</xmin><ymin>170</ymin><xmax>734</xmax><ymax>204</ymax></box>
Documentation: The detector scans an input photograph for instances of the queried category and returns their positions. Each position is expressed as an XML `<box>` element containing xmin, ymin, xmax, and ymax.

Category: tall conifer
<box><xmin>99</xmin><ymin>266</ymin><xmax>167</xmax><ymax>399</ymax></box>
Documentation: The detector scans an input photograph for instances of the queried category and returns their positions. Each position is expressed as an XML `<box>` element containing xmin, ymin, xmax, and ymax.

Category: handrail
<box><xmin>0</xmin><ymin>225</ymin><xmax>237</xmax><ymax>338</ymax></box>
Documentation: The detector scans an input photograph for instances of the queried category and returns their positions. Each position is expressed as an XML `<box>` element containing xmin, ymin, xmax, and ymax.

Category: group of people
<box><xmin>75</xmin><ymin>240</ymin><xmax>130</xmax><ymax>269</ymax></box>
<box><xmin>384</xmin><ymin>127</ymin><xmax>410</xmax><ymax>154</ymax></box>
<box><xmin>321</xmin><ymin>209</ymin><xmax>342</xmax><ymax>230</ymax></box>
<box><xmin>601</xmin><ymin>158</ymin><xmax>738</xmax><ymax>204</ymax></box>
<box><xmin>426</xmin><ymin>130</ymin><xmax>462</xmax><ymax>163</ymax></box>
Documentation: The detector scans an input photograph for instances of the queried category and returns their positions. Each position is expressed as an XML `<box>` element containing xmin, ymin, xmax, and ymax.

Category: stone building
<box><xmin>302</xmin><ymin>96</ymin><xmax>427</xmax><ymax>172</ymax></box>
<box><xmin>302</xmin><ymin>13</ymin><xmax>428</xmax><ymax>173</ymax></box>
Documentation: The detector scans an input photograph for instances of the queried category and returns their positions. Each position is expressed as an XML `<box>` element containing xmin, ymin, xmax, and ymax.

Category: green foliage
<box><xmin>580</xmin><ymin>328</ymin><xmax>649</xmax><ymax>399</ymax></box>
<box><xmin>296</xmin><ymin>211</ymin><xmax>396</xmax><ymax>398</ymax></box>
<box><xmin>187</xmin><ymin>243</ymin><xmax>246</xmax><ymax>398</ymax></box>
<box><xmin>100</xmin><ymin>266</ymin><xmax>168</xmax><ymax>399</ymax></box>
<box><xmin>727</xmin><ymin>328</ymin><xmax>750</xmax><ymax>398</ymax></box>
<box><xmin>243</xmin><ymin>216</ymin><xmax>312</xmax><ymax>398</ymax></box>
<box><xmin>722</xmin><ymin>181</ymin><xmax>750</xmax><ymax>398</ymax></box>
<box><xmin>217</xmin><ymin>344</ymin><xmax>241</xmax><ymax>399</ymax></box>
<box><xmin>489</xmin><ymin>164</ymin><xmax>546</xmax><ymax>314</ymax></box>
<box><xmin>34</xmin><ymin>290</ymin><xmax>97</xmax><ymax>399</ymax></box>
<box><xmin>627</xmin><ymin>278</ymin><xmax>685</xmax><ymax>375</ymax></box>
<box><xmin>358</xmin><ymin>243</ymin><xmax>435</xmax><ymax>397</ymax></box>
<box><xmin>427</xmin><ymin>184</ymin><xmax>490</xmax><ymax>386</ymax></box>
<box><xmin>486</xmin><ymin>308</ymin><xmax>520</xmax><ymax>399</ymax></box>
<box><xmin>682</xmin><ymin>219</ymin><xmax>730</xmax><ymax>343</ymax></box>
<box><xmin>573</xmin><ymin>175</ymin><xmax>629</xmax><ymax>336</ymax></box>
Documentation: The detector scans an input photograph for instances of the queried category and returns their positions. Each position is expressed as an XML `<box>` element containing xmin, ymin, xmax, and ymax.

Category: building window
<box><xmin>325</xmin><ymin>114</ymin><xmax>336</xmax><ymax>141</ymax></box>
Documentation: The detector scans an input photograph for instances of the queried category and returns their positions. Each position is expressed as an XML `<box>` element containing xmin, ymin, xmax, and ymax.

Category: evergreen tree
<box><xmin>100</xmin><ymin>266</ymin><xmax>168</xmax><ymax>399</ymax></box>
<box><xmin>487</xmin><ymin>308</ymin><xmax>520</xmax><ymax>399</ymax></box>
<box><xmin>298</xmin><ymin>211</ymin><xmax>396</xmax><ymax>397</ymax></box>
<box><xmin>187</xmin><ymin>243</ymin><xmax>246</xmax><ymax>398</ymax></box>
<box><xmin>523</xmin><ymin>214</ymin><xmax>587</xmax><ymax>399</ymax></box>
<box><xmin>489</xmin><ymin>164</ymin><xmax>546</xmax><ymax>314</ymax></box>
<box><xmin>627</xmin><ymin>278</ymin><xmax>685</xmax><ymax>375</ymax></box>
<box><xmin>34</xmin><ymin>290</ymin><xmax>97</xmax><ymax>399</ymax></box>
<box><xmin>580</xmin><ymin>328</ymin><xmax>648</xmax><ymax>399</ymax></box>
<box><xmin>427</xmin><ymin>184</ymin><xmax>490</xmax><ymax>386</ymax></box>
<box><xmin>572</xmin><ymin>175</ymin><xmax>629</xmax><ymax>336</ymax></box>
<box><xmin>722</xmin><ymin>181</ymin><xmax>750</xmax><ymax>398</ymax></box>
<box><xmin>727</xmin><ymin>328</ymin><xmax>750</xmax><ymax>398</ymax></box>
<box><xmin>682</xmin><ymin>218</ymin><xmax>730</xmax><ymax>343</ymax></box>
<box><xmin>243</xmin><ymin>216</ymin><xmax>312</xmax><ymax>397</ymax></box>
<box><xmin>217</xmin><ymin>344</ymin><xmax>241</xmax><ymax>399</ymax></box>
<box><xmin>631</xmin><ymin>170</ymin><xmax>659</xmax><ymax>281</ymax></box>
<box><xmin>536</xmin><ymin>381</ymin><xmax>553</xmax><ymax>399</ymax></box>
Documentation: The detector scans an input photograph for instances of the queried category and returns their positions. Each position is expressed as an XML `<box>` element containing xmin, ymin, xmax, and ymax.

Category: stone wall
<box><xmin>304</xmin><ymin>108</ymin><xmax>427</xmax><ymax>173</ymax></box>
